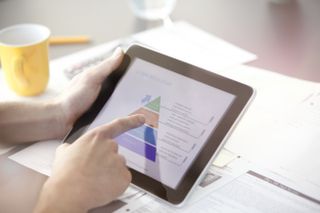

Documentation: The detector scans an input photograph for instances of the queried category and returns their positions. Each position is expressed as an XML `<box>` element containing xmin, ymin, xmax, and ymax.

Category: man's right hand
<box><xmin>34</xmin><ymin>114</ymin><xmax>145</xmax><ymax>213</ymax></box>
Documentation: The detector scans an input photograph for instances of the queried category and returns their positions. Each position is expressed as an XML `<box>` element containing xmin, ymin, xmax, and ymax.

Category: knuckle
<box><xmin>124</xmin><ymin>169</ymin><xmax>132</xmax><ymax>183</ymax></box>
<box><xmin>117</xmin><ymin>154</ymin><xmax>126</xmax><ymax>165</ymax></box>
<box><xmin>114</xmin><ymin>118</ymin><xmax>126</xmax><ymax>128</ymax></box>
<box><xmin>85</xmin><ymin>128</ymin><xmax>107</xmax><ymax>147</ymax></box>
<box><xmin>108</xmin><ymin>140</ymin><xmax>118</xmax><ymax>152</ymax></box>
<box><xmin>90</xmin><ymin>128</ymin><xmax>104</xmax><ymax>140</ymax></box>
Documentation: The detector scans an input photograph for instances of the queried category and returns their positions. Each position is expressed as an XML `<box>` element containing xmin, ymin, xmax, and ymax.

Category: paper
<box><xmin>213</xmin><ymin>149</ymin><xmax>238</xmax><ymax>168</ymax></box>
<box><xmin>117</xmin><ymin>159</ymin><xmax>320</xmax><ymax>213</ymax></box>
<box><xmin>16</xmin><ymin>148</ymin><xmax>320</xmax><ymax>213</ymax></box>
<box><xmin>8</xmin><ymin>140</ymin><xmax>246</xmax><ymax>213</ymax></box>
<box><xmin>109</xmin><ymin>158</ymin><xmax>249</xmax><ymax>213</ymax></box>
<box><xmin>9</xmin><ymin>140</ymin><xmax>59</xmax><ymax>176</ymax></box>
<box><xmin>84</xmin><ymin>158</ymin><xmax>247</xmax><ymax>213</ymax></box>
<box><xmin>217</xmin><ymin>65</ymin><xmax>320</xmax><ymax>194</ymax></box>
<box><xmin>0</xmin><ymin>143</ymin><xmax>15</xmax><ymax>155</ymax></box>
<box><xmin>133</xmin><ymin>21</ymin><xmax>257</xmax><ymax>72</ymax></box>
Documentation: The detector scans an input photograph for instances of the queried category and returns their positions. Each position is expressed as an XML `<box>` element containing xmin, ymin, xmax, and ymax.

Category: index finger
<box><xmin>101</xmin><ymin>114</ymin><xmax>145</xmax><ymax>139</ymax></box>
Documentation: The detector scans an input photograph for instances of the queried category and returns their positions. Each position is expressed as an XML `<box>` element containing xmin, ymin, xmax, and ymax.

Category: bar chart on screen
<box><xmin>116</xmin><ymin>96</ymin><xmax>161</xmax><ymax>161</ymax></box>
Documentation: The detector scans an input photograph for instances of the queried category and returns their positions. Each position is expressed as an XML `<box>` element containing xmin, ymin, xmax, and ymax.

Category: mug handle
<box><xmin>13</xmin><ymin>57</ymin><xmax>29</xmax><ymax>88</ymax></box>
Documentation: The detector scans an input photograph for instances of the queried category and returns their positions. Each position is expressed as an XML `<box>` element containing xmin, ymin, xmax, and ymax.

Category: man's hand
<box><xmin>57</xmin><ymin>47</ymin><xmax>124</xmax><ymax>133</ymax></box>
<box><xmin>34</xmin><ymin>114</ymin><xmax>145</xmax><ymax>213</ymax></box>
<box><xmin>0</xmin><ymin>48</ymin><xmax>124</xmax><ymax>144</ymax></box>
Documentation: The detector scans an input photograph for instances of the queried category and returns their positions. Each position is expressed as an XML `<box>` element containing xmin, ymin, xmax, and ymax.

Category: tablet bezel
<box><xmin>63</xmin><ymin>44</ymin><xmax>254</xmax><ymax>206</ymax></box>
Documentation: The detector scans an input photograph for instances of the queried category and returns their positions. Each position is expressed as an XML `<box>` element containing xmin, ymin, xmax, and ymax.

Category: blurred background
<box><xmin>0</xmin><ymin>0</ymin><xmax>319</xmax><ymax>81</ymax></box>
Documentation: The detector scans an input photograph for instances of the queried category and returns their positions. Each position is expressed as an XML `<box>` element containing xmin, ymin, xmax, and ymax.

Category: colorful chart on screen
<box><xmin>116</xmin><ymin>97</ymin><xmax>160</xmax><ymax>161</ymax></box>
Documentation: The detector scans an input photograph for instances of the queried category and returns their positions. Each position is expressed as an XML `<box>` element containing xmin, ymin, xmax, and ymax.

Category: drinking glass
<box><xmin>128</xmin><ymin>0</ymin><xmax>177</xmax><ymax>27</ymax></box>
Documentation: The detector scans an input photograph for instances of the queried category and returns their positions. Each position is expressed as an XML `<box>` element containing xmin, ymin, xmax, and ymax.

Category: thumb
<box><xmin>93</xmin><ymin>47</ymin><xmax>124</xmax><ymax>83</ymax></box>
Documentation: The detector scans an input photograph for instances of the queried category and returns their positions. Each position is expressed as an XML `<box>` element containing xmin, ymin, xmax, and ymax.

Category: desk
<box><xmin>0</xmin><ymin>0</ymin><xmax>320</xmax><ymax>212</ymax></box>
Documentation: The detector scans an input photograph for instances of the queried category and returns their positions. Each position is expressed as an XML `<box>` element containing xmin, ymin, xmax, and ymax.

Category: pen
<box><xmin>49</xmin><ymin>36</ymin><xmax>91</xmax><ymax>45</ymax></box>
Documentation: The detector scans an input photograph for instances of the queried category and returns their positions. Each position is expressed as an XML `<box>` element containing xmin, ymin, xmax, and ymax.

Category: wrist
<box><xmin>34</xmin><ymin>178</ymin><xmax>88</xmax><ymax>213</ymax></box>
<box><xmin>51</xmin><ymin>98</ymin><xmax>73</xmax><ymax>138</ymax></box>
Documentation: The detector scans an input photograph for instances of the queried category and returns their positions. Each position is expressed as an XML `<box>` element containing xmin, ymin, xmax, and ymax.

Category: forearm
<box><xmin>0</xmin><ymin>100</ymin><xmax>69</xmax><ymax>143</ymax></box>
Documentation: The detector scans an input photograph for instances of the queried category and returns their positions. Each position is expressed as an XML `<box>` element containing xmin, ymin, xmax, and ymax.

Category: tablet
<box><xmin>64</xmin><ymin>44</ymin><xmax>254</xmax><ymax>206</ymax></box>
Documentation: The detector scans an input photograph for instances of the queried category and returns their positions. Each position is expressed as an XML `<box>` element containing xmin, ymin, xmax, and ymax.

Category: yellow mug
<box><xmin>0</xmin><ymin>24</ymin><xmax>50</xmax><ymax>96</ymax></box>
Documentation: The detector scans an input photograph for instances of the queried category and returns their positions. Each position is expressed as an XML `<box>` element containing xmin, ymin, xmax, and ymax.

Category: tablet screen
<box><xmin>87</xmin><ymin>58</ymin><xmax>235</xmax><ymax>189</ymax></box>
